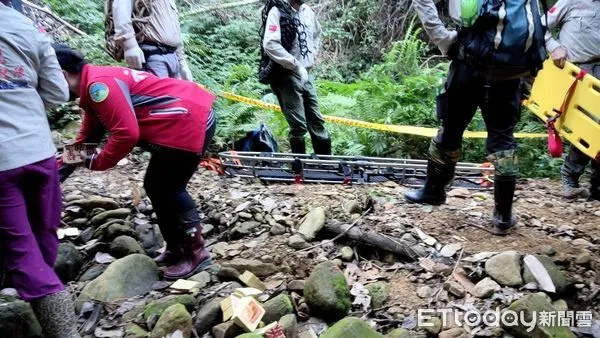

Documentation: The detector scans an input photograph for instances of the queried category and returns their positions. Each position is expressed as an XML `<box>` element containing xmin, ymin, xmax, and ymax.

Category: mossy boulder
<box><xmin>78</xmin><ymin>254</ymin><xmax>158</xmax><ymax>305</ymax></box>
<box><xmin>54</xmin><ymin>242</ymin><xmax>84</xmax><ymax>283</ymax></box>
<box><xmin>91</xmin><ymin>208</ymin><xmax>131</xmax><ymax>226</ymax></box>
<box><xmin>150</xmin><ymin>304</ymin><xmax>192</xmax><ymax>338</ymax></box>
<box><xmin>279</xmin><ymin>314</ymin><xmax>298</xmax><ymax>338</ymax></box>
<box><xmin>143</xmin><ymin>295</ymin><xmax>197</xmax><ymax>320</ymax></box>
<box><xmin>503</xmin><ymin>293</ymin><xmax>575</xmax><ymax>338</ymax></box>
<box><xmin>386</xmin><ymin>328</ymin><xmax>413</xmax><ymax>338</ymax></box>
<box><xmin>0</xmin><ymin>300</ymin><xmax>43</xmax><ymax>338</ymax></box>
<box><xmin>366</xmin><ymin>282</ymin><xmax>390</xmax><ymax>309</ymax></box>
<box><xmin>304</xmin><ymin>261</ymin><xmax>351</xmax><ymax>322</ymax></box>
<box><xmin>193</xmin><ymin>297</ymin><xmax>224</xmax><ymax>335</ymax></box>
<box><xmin>320</xmin><ymin>317</ymin><xmax>383</xmax><ymax>338</ymax></box>
<box><xmin>124</xmin><ymin>323</ymin><xmax>149</xmax><ymax>338</ymax></box>
<box><xmin>262</xmin><ymin>294</ymin><xmax>294</xmax><ymax>324</ymax></box>
<box><xmin>110</xmin><ymin>235</ymin><xmax>145</xmax><ymax>258</ymax></box>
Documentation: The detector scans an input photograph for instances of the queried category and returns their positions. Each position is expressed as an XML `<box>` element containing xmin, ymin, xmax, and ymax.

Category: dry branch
<box><xmin>322</xmin><ymin>222</ymin><xmax>419</xmax><ymax>261</ymax></box>
<box><xmin>22</xmin><ymin>0</ymin><xmax>87</xmax><ymax>36</ymax></box>
<box><xmin>182</xmin><ymin>0</ymin><xmax>261</xmax><ymax>18</ymax></box>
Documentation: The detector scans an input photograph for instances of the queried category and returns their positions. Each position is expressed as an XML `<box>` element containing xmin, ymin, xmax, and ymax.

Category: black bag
<box><xmin>234</xmin><ymin>124</ymin><xmax>279</xmax><ymax>153</ymax></box>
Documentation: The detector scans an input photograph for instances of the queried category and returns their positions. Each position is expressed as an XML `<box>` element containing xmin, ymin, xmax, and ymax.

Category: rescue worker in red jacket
<box><xmin>53</xmin><ymin>43</ymin><xmax>215</xmax><ymax>280</ymax></box>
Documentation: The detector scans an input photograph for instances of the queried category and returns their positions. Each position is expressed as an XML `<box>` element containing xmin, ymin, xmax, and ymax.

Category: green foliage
<box><xmin>42</xmin><ymin>0</ymin><xmax>104</xmax><ymax>34</ymax></box>
<box><xmin>44</xmin><ymin>1</ymin><xmax>559</xmax><ymax>178</ymax></box>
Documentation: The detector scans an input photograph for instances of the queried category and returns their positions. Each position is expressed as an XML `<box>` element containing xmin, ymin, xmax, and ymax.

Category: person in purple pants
<box><xmin>0</xmin><ymin>2</ymin><xmax>80</xmax><ymax>337</ymax></box>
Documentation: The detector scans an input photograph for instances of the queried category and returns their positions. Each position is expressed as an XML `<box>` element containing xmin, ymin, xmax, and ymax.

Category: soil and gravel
<box><xmin>1</xmin><ymin>148</ymin><xmax>600</xmax><ymax>338</ymax></box>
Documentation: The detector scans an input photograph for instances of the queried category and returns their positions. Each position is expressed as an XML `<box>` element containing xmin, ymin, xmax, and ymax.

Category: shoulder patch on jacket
<box><xmin>89</xmin><ymin>82</ymin><xmax>109</xmax><ymax>103</ymax></box>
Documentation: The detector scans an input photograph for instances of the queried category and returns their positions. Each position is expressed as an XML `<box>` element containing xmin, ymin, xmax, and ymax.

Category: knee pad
<box><xmin>428</xmin><ymin>141</ymin><xmax>461</xmax><ymax>165</ymax></box>
<box><xmin>488</xmin><ymin>149</ymin><xmax>519</xmax><ymax>176</ymax></box>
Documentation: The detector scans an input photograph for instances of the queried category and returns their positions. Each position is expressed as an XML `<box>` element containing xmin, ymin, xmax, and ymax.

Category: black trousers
<box><xmin>434</xmin><ymin>60</ymin><xmax>521</xmax><ymax>155</ymax></box>
<box><xmin>143</xmin><ymin>114</ymin><xmax>216</xmax><ymax>230</ymax></box>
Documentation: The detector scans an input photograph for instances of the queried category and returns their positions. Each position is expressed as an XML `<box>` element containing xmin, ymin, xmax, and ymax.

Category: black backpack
<box><xmin>455</xmin><ymin>0</ymin><xmax>549</xmax><ymax>80</ymax></box>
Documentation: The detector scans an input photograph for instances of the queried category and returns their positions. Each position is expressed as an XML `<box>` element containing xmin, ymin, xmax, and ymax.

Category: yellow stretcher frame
<box><xmin>524</xmin><ymin>59</ymin><xmax>600</xmax><ymax>161</ymax></box>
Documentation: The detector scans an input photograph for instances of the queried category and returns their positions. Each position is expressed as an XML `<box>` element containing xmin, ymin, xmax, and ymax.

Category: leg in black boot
<box><xmin>492</xmin><ymin>174</ymin><xmax>517</xmax><ymax>235</ymax></box>
<box><xmin>488</xmin><ymin>150</ymin><xmax>519</xmax><ymax>235</ymax></box>
<box><xmin>404</xmin><ymin>141</ymin><xmax>459</xmax><ymax>205</ymax></box>
<box><xmin>590</xmin><ymin>160</ymin><xmax>600</xmax><ymax>201</ymax></box>
<box><xmin>290</xmin><ymin>137</ymin><xmax>306</xmax><ymax>155</ymax></box>
<box><xmin>312</xmin><ymin>137</ymin><xmax>332</xmax><ymax>155</ymax></box>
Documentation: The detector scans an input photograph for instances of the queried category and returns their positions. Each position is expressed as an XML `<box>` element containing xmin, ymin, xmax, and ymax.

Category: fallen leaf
<box><xmin>415</xmin><ymin>227</ymin><xmax>437</xmax><ymax>246</ymax></box>
<box><xmin>439</xmin><ymin>243</ymin><xmax>462</xmax><ymax>257</ymax></box>
<box><xmin>462</xmin><ymin>251</ymin><xmax>497</xmax><ymax>262</ymax></box>
<box><xmin>261</xmin><ymin>197</ymin><xmax>278</xmax><ymax>213</ymax></box>
<box><xmin>95</xmin><ymin>252</ymin><xmax>116</xmax><ymax>264</ymax></box>
<box><xmin>452</xmin><ymin>267</ymin><xmax>477</xmax><ymax>296</ymax></box>
<box><xmin>131</xmin><ymin>182</ymin><xmax>142</xmax><ymax>206</ymax></box>
<box><xmin>419</xmin><ymin>258</ymin><xmax>436</xmax><ymax>272</ymax></box>
<box><xmin>447</xmin><ymin>188</ymin><xmax>470</xmax><ymax>198</ymax></box>
<box><xmin>167</xmin><ymin>331</ymin><xmax>184</xmax><ymax>338</ymax></box>
<box><xmin>230</xmin><ymin>190</ymin><xmax>250</xmax><ymax>200</ymax></box>
<box><xmin>94</xmin><ymin>327</ymin><xmax>123</xmax><ymax>337</ymax></box>
<box><xmin>235</xmin><ymin>201</ymin><xmax>251</xmax><ymax>213</ymax></box>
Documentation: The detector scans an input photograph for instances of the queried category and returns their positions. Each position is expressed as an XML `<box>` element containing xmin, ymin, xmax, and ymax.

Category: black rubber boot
<box><xmin>290</xmin><ymin>137</ymin><xmax>306</xmax><ymax>154</ymax></box>
<box><xmin>590</xmin><ymin>162</ymin><xmax>600</xmax><ymax>201</ymax></box>
<box><xmin>404</xmin><ymin>159</ymin><xmax>455</xmax><ymax>205</ymax></box>
<box><xmin>312</xmin><ymin>137</ymin><xmax>332</xmax><ymax>155</ymax></box>
<box><xmin>492</xmin><ymin>174</ymin><xmax>518</xmax><ymax>235</ymax></box>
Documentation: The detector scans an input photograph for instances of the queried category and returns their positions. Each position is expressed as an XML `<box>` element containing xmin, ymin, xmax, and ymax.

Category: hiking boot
<box><xmin>163</xmin><ymin>224</ymin><xmax>212</xmax><ymax>280</ymax></box>
<box><xmin>404</xmin><ymin>159</ymin><xmax>455</xmax><ymax>205</ymax></box>
<box><xmin>491</xmin><ymin>175</ymin><xmax>517</xmax><ymax>236</ymax></box>
<box><xmin>30</xmin><ymin>290</ymin><xmax>80</xmax><ymax>338</ymax></box>
<box><xmin>562</xmin><ymin>186</ymin><xmax>590</xmax><ymax>199</ymax></box>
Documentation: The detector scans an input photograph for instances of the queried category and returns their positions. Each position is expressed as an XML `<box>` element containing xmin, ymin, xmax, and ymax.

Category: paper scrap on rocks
<box><xmin>523</xmin><ymin>255</ymin><xmax>556</xmax><ymax>293</ymax></box>
<box><xmin>350</xmin><ymin>283</ymin><xmax>371</xmax><ymax>312</ymax></box>
<box><xmin>169</xmin><ymin>279</ymin><xmax>199</xmax><ymax>291</ymax></box>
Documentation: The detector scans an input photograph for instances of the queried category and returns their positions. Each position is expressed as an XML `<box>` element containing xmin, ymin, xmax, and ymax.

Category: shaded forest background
<box><xmin>42</xmin><ymin>0</ymin><xmax>562</xmax><ymax>177</ymax></box>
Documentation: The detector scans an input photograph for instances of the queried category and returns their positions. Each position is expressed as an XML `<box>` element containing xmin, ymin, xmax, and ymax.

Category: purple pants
<box><xmin>0</xmin><ymin>157</ymin><xmax>64</xmax><ymax>301</ymax></box>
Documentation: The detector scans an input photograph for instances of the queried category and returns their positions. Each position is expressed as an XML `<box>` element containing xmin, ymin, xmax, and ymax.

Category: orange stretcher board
<box><xmin>525</xmin><ymin>59</ymin><xmax>600</xmax><ymax>161</ymax></box>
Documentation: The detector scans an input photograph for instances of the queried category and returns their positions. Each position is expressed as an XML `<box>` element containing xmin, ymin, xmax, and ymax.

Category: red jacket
<box><xmin>75</xmin><ymin>65</ymin><xmax>215</xmax><ymax>171</ymax></box>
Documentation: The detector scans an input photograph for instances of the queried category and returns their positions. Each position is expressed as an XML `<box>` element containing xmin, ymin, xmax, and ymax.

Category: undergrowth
<box><xmin>45</xmin><ymin>0</ymin><xmax>561</xmax><ymax>178</ymax></box>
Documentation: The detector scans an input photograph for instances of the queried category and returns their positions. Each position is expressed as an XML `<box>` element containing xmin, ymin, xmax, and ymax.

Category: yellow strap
<box><xmin>219</xmin><ymin>91</ymin><xmax>547</xmax><ymax>139</ymax></box>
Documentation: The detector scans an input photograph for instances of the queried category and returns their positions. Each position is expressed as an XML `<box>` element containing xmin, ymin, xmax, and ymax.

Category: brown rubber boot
<box><xmin>163</xmin><ymin>224</ymin><xmax>212</xmax><ymax>280</ymax></box>
<box><xmin>153</xmin><ymin>226</ymin><xmax>182</xmax><ymax>266</ymax></box>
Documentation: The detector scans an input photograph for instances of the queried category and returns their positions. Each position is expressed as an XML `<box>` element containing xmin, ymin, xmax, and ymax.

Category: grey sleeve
<box><xmin>36</xmin><ymin>34</ymin><xmax>69</xmax><ymax>110</ymax></box>
<box><xmin>112</xmin><ymin>0</ymin><xmax>136</xmax><ymax>41</ymax></box>
<box><xmin>412</xmin><ymin>0</ymin><xmax>457</xmax><ymax>55</ymax></box>
<box><xmin>313</xmin><ymin>14</ymin><xmax>322</xmax><ymax>57</ymax></box>
<box><xmin>263</xmin><ymin>7</ymin><xmax>299</xmax><ymax>70</ymax></box>
<box><xmin>544</xmin><ymin>0</ymin><xmax>571</xmax><ymax>53</ymax></box>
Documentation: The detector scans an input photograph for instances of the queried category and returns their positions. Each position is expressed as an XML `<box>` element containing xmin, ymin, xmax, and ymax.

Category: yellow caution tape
<box><xmin>219</xmin><ymin>91</ymin><xmax>547</xmax><ymax>139</ymax></box>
